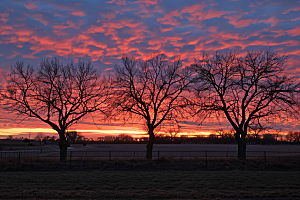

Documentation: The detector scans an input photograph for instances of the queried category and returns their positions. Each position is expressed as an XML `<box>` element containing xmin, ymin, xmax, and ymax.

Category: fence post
<box><xmin>70</xmin><ymin>151</ymin><xmax>72</xmax><ymax>169</ymax></box>
<box><xmin>264</xmin><ymin>151</ymin><xmax>266</xmax><ymax>162</ymax></box>
<box><xmin>226</xmin><ymin>150</ymin><xmax>228</xmax><ymax>157</ymax></box>
<box><xmin>86</xmin><ymin>150</ymin><xmax>87</xmax><ymax>157</ymax></box>
<box><xmin>158</xmin><ymin>151</ymin><xmax>160</xmax><ymax>159</ymax></box>
<box><xmin>19</xmin><ymin>151</ymin><xmax>21</xmax><ymax>163</ymax></box>
<box><xmin>109</xmin><ymin>151</ymin><xmax>111</xmax><ymax>161</ymax></box>
<box><xmin>205</xmin><ymin>151</ymin><xmax>208</xmax><ymax>168</ymax></box>
<box><xmin>41</xmin><ymin>147</ymin><xmax>42</xmax><ymax>153</ymax></box>
<box><xmin>134</xmin><ymin>151</ymin><xmax>135</xmax><ymax>158</ymax></box>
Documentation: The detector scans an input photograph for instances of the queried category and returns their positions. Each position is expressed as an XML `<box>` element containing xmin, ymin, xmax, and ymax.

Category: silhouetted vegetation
<box><xmin>1</xmin><ymin>49</ymin><xmax>300</xmax><ymax>162</ymax></box>
<box><xmin>2</xmin><ymin>58</ymin><xmax>111</xmax><ymax>161</ymax></box>
<box><xmin>192</xmin><ymin>49</ymin><xmax>300</xmax><ymax>159</ymax></box>
<box><xmin>112</xmin><ymin>54</ymin><xmax>193</xmax><ymax>159</ymax></box>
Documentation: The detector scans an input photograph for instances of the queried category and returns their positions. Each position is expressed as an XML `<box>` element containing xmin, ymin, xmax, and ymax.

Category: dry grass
<box><xmin>0</xmin><ymin>158</ymin><xmax>300</xmax><ymax>199</ymax></box>
<box><xmin>0</xmin><ymin>170</ymin><xmax>300</xmax><ymax>199</ymax></box>
<box><xmin>1</xmin><ymin>157</ymin><xmax>300</xmax><ymax>171</ymax></box>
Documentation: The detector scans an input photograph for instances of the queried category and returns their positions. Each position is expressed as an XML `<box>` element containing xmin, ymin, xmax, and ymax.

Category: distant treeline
<box><xmin>6</xmin><ymin>131</ymin><xmax>300</xmax><ymax>145</ymax></box>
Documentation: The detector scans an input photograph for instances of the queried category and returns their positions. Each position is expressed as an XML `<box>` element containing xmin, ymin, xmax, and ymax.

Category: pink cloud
<box><xmin>106</xmin><ymin>0</ymin><xmax>126</xmax><ymax>5</ymax></box>
<box><xmin>157</xmin><ymin>10</ymin><xmax>182</xmax><ymax>26</ymax></box>
<box><xmin>53</xmin><ymin>20</ymin><xmax>83</xmax><ymax>30</ymax></box>
<box><xmin>99</xmin><ymin>11</ymin><xmax>121</xmax><ymax>20</ymax></box>
<box><xmin>86</xmin><ymin>25</ymin><xmax>106</xmax><ymax>34</ymax></box>
<box><xmin>258</xmin><ymin>16</ymin><xmax>280</xmax><ymax>27</ymax></box>
<box><xmin>283</xmin><ymin>6</ymin><xmax>300</xmax><ymax>14</ymax></box>
<box><xmin>148</xmin><ymin>36</ymin><xmax>183</xmax><ymax>50</ymax></box>
<box><xmin>24</xmin><ymin>13</ymin><xmax>49</xmax><ymax>26</ymax></box>
<box><xmin>204</xmin><ymin>9</ymin><xmax>235</xmax><ymax>19</ymax></box>
<box><xmin>291</xmin><ymin>16</ymin><xmax>300</xmax><ymax>21</ymax></box>
<box><xmin>157</xmin><ymin>4</ymin><xmax>234</xmax><ymax>28</ymax></box>
<box><xmin>70</xmin><ymin>11</ymin><xmax>85</xmax><ymax>16</ymax></box>
<box><xmin>24</xmin><ymin>3</ymin><xmax>38</xmax><ymax>10</ymax></box>
<box><xmin>134</xmin><ymin>4</ymin><xmax>162</xmax><ymax>18</ymax></box>
<box><xmin>182</xmin><ymin>31</ymin><xmax>191</xmax><ymax>35</ymax></box>
<box><xmin>119</xmin><ymin>19</ymin><xmax>143</xmax><ymax>28</ymax></box>
<box><xmin>181</xmin><ymin>4</ymin><xmax>234</xmax><ymax>23</ymax></box>
<box><xmin>0</xmin><ymin>12</ymin><xmax>9</xmax><ymax>23</ymax></box>
<box><xmin>286</xmin><ymin>27</ymin><xmax>300</xmax><ymax>36</ymax></box>
<box><xmin>159</xmin><ymin>27</ymin><xmax>174</xmax><ymax>33</ymax></box>
<box><xmin>207</xmin><ymin>26</ymin><xmax>218</xmax><ymax>33</ymax></box>
<box><xmin>181</xmin><ymin>3</ymin><xmax>207</xmax><ymax>14</ymax></box>
<box><xmin>133</xmin><ymin>0</ymin><xmax>161</xmax><ymax>6</ymax></box>
<box><xmin>224</xmin><ymin>14</ymin><xmax>257</xmax><ymax>28</ymax></box>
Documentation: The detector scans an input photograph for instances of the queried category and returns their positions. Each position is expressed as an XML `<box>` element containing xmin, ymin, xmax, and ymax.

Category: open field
<box><xmin>1</xmin><ymin>144</ymin><xmax>300</xmax><ymax>199</ymax></box>
<box><xmin>2</xmin><ymin>143</ymin><xmax>300</xmax><ymax>151</ymax></box>
<box><xmin>1</xmin><ymin>144</ymin><xmax>300</xmax><ymax>162</ymax></box>
<box><xmin>1</xmin><ymin>170</ymin><xmax>300</xmax><ymax>199</ymax></box>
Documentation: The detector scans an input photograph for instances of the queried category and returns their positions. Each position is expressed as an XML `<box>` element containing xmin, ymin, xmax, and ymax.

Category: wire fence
<box><xmin>1</xmin><ymin>149</ymin><xmax>300</xmax><ymax>162</ymax></box>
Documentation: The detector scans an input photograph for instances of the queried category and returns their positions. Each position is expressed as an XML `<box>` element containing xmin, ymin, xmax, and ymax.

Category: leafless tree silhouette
<box><xmin>192</xmin><ymin>49</ymin><xmax>300</xmax><ymax>159</ymax></box>
<box><xmin>66</xmin><ymin>131</ymin><xmax>83</xmax><ymax>144</ymax></box>
<box><xmin>113</xmin><ymin>54</ymin><xmax>193</xmax><ymax>159</ymax></box>
<box><xmin>35</xmin><ymin>133</ymin><xmax>44</xmax><ymax>145</ymax></box>
<box><xmin>2</xmin><ymin>58</ymin><xmax>110</xmax><ymax>161</ymax></box>
<box><xmin>248</xmin><ymin>119</ymin><xmax>268</xmax><ymax>144</ymax></box>
<box><xmin>166</xmin><ymin>123</ymin><xmax>181</xmax><ymax>141</ymax></box>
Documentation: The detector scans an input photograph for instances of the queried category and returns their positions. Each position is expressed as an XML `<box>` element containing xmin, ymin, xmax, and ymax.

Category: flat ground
<box><xmin>2</xmin><ymin>142</ymin><xmax>300</xmax><ymax>152</ymax></box>
<box><xmin>2</xmin><ymin>143</ymin><xmax>300</xmax><ymax>160</ymax></box>
<box><xmin>0</xmin><ymin>170</ymin><xmax>300</xmax><ymax>199</ymax></box>
<box><xmin>94</xmin><ymin>143</ymin><xmax>300</xmax><ymax>152</ymax></box>
<box><xmin>1</xmin><ymin>143</ymin><xmax>300</xmax><ymax>199</ymax></box>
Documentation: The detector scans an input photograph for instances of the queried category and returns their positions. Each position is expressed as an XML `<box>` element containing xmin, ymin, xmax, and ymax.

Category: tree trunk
<box><xmin>235</xmin><ymin>131</ymin><xmax>246</xmax><ymax>160</ymax></box>
<box><xmin>59</xmin><ymin>133</ymin><xmax>68</xmax><ymax>161</ymax></box>
<box><xmin>59</xmin><ymin>144</ymin><xmax>68</xmax><ymax>161</ymax></box>
<box><xmin>237</xmin><ymin>139</ymin><xmax>246</xmax><ymax>159</ymax></box>
<box><xmin>146</xmin><ymin>130</ymin><xmax>155</xmax><ymax>160</ymax></box>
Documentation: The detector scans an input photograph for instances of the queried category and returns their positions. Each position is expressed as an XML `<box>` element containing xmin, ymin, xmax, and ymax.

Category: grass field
<box><xmin>1</xmin><ymin>170</ymin><xmax>300</xmax><ymax>199</ymax></box>
<box><xmin>1</xmin><ymin>144</ymin><xmax>300</xmax><ymax>199</ymax></box>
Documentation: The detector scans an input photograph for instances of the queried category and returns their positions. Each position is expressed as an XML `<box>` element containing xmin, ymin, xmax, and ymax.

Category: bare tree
<box><xmin>248</xmin><ymin>119</ymin><xmax>268</xmax><ymax>144</ymax></box>
<box><xmin>2</xmin><ymin>58</ymin><xmax>110</xmax><ymax>161</ymax></box>
<box><xmin>113</xmin><ymin>54</ymin><xmax>193</xmax><ymax>159</ymax></box>
<box><xmin>66</xmin><ymin>131</ymin><xmax>83</xmax><ymax>144</ymax></box>
<box><xmin>35</xmin><ymin>133</ymin><xmax>44</xmax><ymax>145</ymax></box>
<box><xmin>115</xmin><ymin>134</ymin><xmax>133</xmax><ymax>142</ymax></box>
<box><xmin>7</xmin><ymin>135</ymin><xmax>13</xmax><ymax>140</ymax></box>
<box><xmin>166</xmin><ymin>124</ymin><xmax>180</xmax><ymax>141</ymax></box>
<box><xmin>214</xmin><ymin>129</ymin><xmax>235</xmax><ymax>139</ymax></box>
<box><xmin>192</xmin><ymin>49</ymin><xmax>299</xmax><ymax>159</ymax></box>
<box><xmin>287</xmin><ymin>131</ymin><xmax>300</xmax><ymax>144</ymax></box>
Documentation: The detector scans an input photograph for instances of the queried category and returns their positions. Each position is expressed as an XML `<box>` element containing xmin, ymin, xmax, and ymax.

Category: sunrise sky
<box><xmin>0</xmin><ymin>0</ymin><xmax>299</xmax><ymax>139</ymax></box>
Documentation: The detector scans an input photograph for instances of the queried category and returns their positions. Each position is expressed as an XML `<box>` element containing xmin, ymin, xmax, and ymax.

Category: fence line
<box><xmin>1</xmin><ymin>150</ymin><xmax>300</xmax><ymax>161</ymax></box>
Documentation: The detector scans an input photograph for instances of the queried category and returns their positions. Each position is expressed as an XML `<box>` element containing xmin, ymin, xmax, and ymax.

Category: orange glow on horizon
<box><xmin>0</xmin><ymin>127</ymin><xmax>214</xmax><ymax>139</ymax></box>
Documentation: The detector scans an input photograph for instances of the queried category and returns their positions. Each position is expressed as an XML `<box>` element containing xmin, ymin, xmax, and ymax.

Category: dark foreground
<box><xmin>1</xmin><ymin>170</ymin><xmax>300</xmax><ymax>199</ymax></box>
<box><xmin>1</xmin><ymin>159</ymin><xmax>300</xmax><ymax>199</ymax></box>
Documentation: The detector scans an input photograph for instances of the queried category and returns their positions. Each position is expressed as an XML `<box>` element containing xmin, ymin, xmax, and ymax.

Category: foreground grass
<box><xmin>1</xmin><ymin>170</ymin><xmax>300</xmax><ymax>199</ymax></box>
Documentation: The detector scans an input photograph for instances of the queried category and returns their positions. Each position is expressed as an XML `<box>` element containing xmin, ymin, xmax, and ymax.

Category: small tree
<box><xmin>66</xmin><ymin>131</ymin><xmax>83</xmax><ymax>144</ymax></box>
<box><xmin>248</xmin><ymin>120</ymin><xmax>268</xmax><ymax>145</ymax></box>
<box><xmin>166</xmin><ymin>127</ymin><xmax>180</xmax><ymax>141</ymax></box>
<box><xmin>287</xmin><ymin>132</ymin><xmax>300</xmax><ymax>144</ymax></box>
<box><xmin>192</xmin><ymin>49</ymin><xmax>299</xmax><ymax>159</ymax></box>
<box><xmin>115</xmin><ymin>134</ymin><xmax>133</xmax><ymax>142</ymax></box>
<box><xmin>2</xmin><ymin>58</ymin><xmax>110</xmax><ymax>161</ymax></box>
<box><xmin>7</xmin><ymin>135</ymin><xmax>13</xmax><ymax>140</ymax></box>
<box><xmin>165</xmin><ymin>122</ymin><xmax>181</xmax><ymax>141</ymax></box>
<box><xmin>113</xmin><ymin>54</ymin><xmax>193</xmax><ymax>159</ymax></box>
<box><xmin>35</xmin><ymin>133</ymin><xmax>44</xmax><ymax>145</ymax></box>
